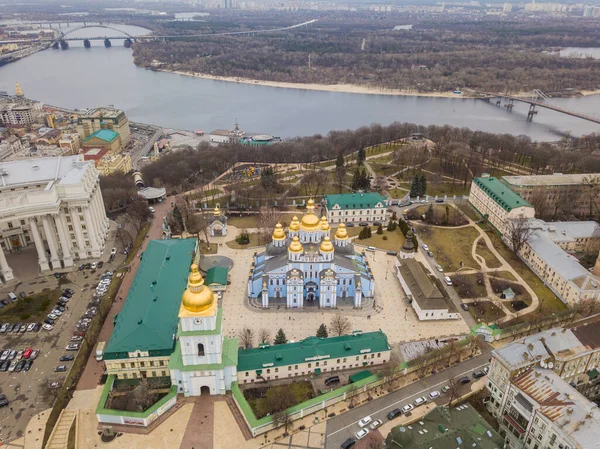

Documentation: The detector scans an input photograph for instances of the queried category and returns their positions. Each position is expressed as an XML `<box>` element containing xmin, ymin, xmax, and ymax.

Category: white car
<box><xmin>51</xmin><ymin>309</ymin><xmax>63</xmax><ymax>316</ymax></box>
<box><xmin>26</xmin><ymin>323</ymin><xmax>35</xmax><ymax>332</ymax></box>
<box><xmin>358</xmin><ymin>416</ymin><xmax>372</xmax><ymax>427</ymax></box>
<box><xmin>421</xmin><ymin>244</ymin><xmax>429</xmax><ymax>251</ymax></box>
<box><xmin>42</xmin><ymin>323</ymin><xmax>54</xmax><ymax>331</ymax></box>
<box><xmin>435</xmin><ymin>264</ymin><xmax>443</xmax><ymax>272</ymax></box>
<box><xmin>414</xmin><ymin>396</ymin><xmax>427</xmax><ymax>407</ymax></box>
<box><xmin>110</xmin><ymin>248</ymin><xmax>117</xmax><ymax>256</ymax></box>
<box><xmin>355</xmin><ymin>428</ymin><xmax>369</xmax><ymax>440</ymax></box>
<box><xmin>47</xmin><ymin>313</ymin><xmax>59</xmax><ymax>320</ymax></box>
<box><xmin>369</xmin><ymin>419</ymin><xmax>383</xmax><ymax>430</ymax></box>
<box><xmin>444</xmin><ymin>276</ymin><xmax>453</xmax><ymax>286</ymax></box>
<box><xmin>429</xmin><ymin>391</ymin><xmax>440</xmax><ymax>399</ymax></box>
<box><xmin>402</xmin><ymin>404</ymin><xmax>414</xmax><ymax>413</ymax></box>
<box><xmin>91</xmin><ymin>262</ymin><xmax>97</xmax><ymax>270</ymax></box>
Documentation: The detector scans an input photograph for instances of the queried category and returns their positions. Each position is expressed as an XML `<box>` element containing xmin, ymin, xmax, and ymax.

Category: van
<box><xmin>366</xmin><ymin>246</ymin><xmax>376</xmax><ymax>252</ymax></box>
<box><xmin>7</xmin><ymin>292</ymin><xmax>17</xmax><ymax>303</ymax></box>
<box><xmin>325</xmin><ymin>375</ymin><xmax>340</xmax><ymax>386</ymax></box>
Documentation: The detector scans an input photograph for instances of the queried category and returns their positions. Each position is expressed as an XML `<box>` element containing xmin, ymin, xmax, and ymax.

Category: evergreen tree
<box><xmin>274</xmin><ymin>328</ymin><xmax>287</xmax><ymax>345</ymax></box>
<box><xmin>412</xmin><ymin>233</ymin><xmax>418</xmax><ymax>249</ymax></box>
<box><xmin>260</xmin><ymin>166</ymin><xmax>278</xmax><ymax>190</ymax></box>
<box><xmin>409</xmin><ymin>176</ymin><xmax>420</xmax><ymax>197</ymax></box>
<box><xmin>398</xmin><ymin>219</ymin><xmax>409</xmax><ymax>236</ymax></box>
<box><xmin>351</xmin><ymin>168</ymin><xmax>362</xmax><ymax>191</ymax></box>
<box><xmin>420</xmin><ymin>174</ymin><xmax>428</xmax><ymax>196</ymax></box>
<box><xmin>357</xmin><ymin>147</ymin><xmax>366</xmax><ymax>166</ymax></box>
<box><xmin>377</xmin><ymin>224</ymin><xmax>383</xmax><ymax>235</ymax></box>
<box><xmin>316</xmin><ymin>323</ymin><xmax>328</xmax><ymax>338</ymax></box>
<box><xmin>335</xmin><ymin>152</ymin><xmax>345</xmax><ymax>169</ymax></box>
<box><xmin>360</xmin><ymin>168</ymin><xmax>371</xmax><ymax>190</ymax></box>
<box><xmin>387</xmin><ymin>220</ymin><xmax>397</xmax><ymax>232</ymax></box>
<box><xmin>367</xmin><ymin>226</ymin><xmax>372</xmax><ymax>238</ymax></box>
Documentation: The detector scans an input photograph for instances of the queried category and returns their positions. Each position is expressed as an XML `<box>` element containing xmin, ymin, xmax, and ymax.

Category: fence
<box><xmin>231</xmin><ymin>373</ymin><xmax>384</xmax><ymax>437</ymax></box>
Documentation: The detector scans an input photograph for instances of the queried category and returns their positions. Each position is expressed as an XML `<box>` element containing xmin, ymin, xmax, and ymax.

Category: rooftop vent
<box><xmin>31</xmin><ymin>164</ymin><xmax>39</xmax><ymax>170</ymax></box>
<box><xmin>0</xmin><ymin>169</ymin><xmax>7</xmax><ymax>176</ymax></box>
<box><xmin>138</xmin><ymin>319</ymin><xmax>143</xmax><ymax>324</ymax></box>
<box><xmin>166</xmin><ymin>256</ymin><xmax>170</xmax><ymax>261</ymax></box>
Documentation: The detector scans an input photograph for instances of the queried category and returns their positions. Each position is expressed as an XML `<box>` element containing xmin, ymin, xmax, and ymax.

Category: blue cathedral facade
<box><xmin>247</xmin><ymin>199</ymin><xmax>374</xmax><ymax>308</ymax></box>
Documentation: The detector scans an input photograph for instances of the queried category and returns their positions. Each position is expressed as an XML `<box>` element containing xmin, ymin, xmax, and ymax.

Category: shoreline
<box><xmin>157</xmin><ymin>68</ymin><xmax>600</xmax><ymax>99</ymax></box>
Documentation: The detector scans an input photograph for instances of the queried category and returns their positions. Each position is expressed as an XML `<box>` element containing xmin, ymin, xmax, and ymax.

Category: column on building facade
<box><xmin>42</xmin><ymin>215</ymin><xmax>61</xmax><ymax>269</ymax></box>
<box><xmin>88</xmin><ymin>196</ymin><xmax>103</xmax><ymax>245</ymax></box>
<box><xmin>84</xmin><ymin>207</ymin><xmax>101</xmax><ymax>258</ymax></box>
<box><xmin>0</xmin><ymin>244</ymin><xmax>14</xmax><ymax>282</ymax></box>
<box><xmin>70</xmin><ymin>208</ymin><xmax>87</xmax><ymax>260</ymax></box>
<box><xmin>29</xmin><ymin>217</ymin><xmax>50</xmax><ymax>272</ymax></box>
<box><xmin>94</xmin><ymin>186</ymin><xmax>109</xmax><ymax>229</ymax></box>
<box><xmin>91</xmin><ymin>189</ymin><xmax>106</xmax><ymax>237</ymax></box>
<box><xmin>53</xmin><ymin>214</ymin><xmax>74</xmax><ymax>267</ymax></box>
<box><xmin>261</xmin><ymin>281</ymin><xmax>269</xmax><ymax>308</ymax></box>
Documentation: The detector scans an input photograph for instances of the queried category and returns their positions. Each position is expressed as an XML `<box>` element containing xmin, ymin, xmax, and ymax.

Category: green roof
<box><xmin>386</xmin><ymin>405</ymin><xmax>504</xmax><ymax>449</ymax></box>
<box><xmin>588</xmin><ymin>368</ymin><xmax>600</xmax><ymax>380</ymax></box>
<box><xmin>472</xmin><ymin>177</ymin><xmax>532</xmax><ymax>212</ymax></box>
<box><xmin>205</xmin><ymin>266</ymin><xmax>228</xmax><ymax>286</ymax></box>
<box><xmin>237</xmin><ymin>330</ymin><xmax>390</xmax><ymax>372</ymax></box>
<box><xmin>83</xmin><ymin>129</ymin><xmax>119</xmax><ymax>143</ymax></box>
<box><xmin>325</xmin><ymin>193</ymin><xmax>387</xmax><ymax>211</ymax></box>
<box><xmin>168</xmin><ymin>336</ymin><xmax>238</xmax><ymax>372</ymax></box>
<box><xmin>105</xmin><ymin>239</ymin><xmax>196</xmax><ymax>359</ymax></box>
<box><xmin>349</xmin><ymin>370</ymin><xmax>373</xmax><ymax>383</ymax></box>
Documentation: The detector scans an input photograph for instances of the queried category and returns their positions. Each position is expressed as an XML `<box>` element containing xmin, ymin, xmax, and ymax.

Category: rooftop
<box><xmin>527</xmin><ymin>231</ymin><xmax>590</xmax><ymax>281</ymax></box>
<box><xmin>472</xmin><ymin>176</ymin><xmax>532</xmax><ymax>212</ymax></box>
<box><xmin>398</xmin><ymin>259</ymin><xmax>447</xmax><ymax>310</ymax></box>
<box><xmin>77</xmin><ymin>107</ymin><xmax>125</xmax><ymax>121</ymax></box>
<box><xmin>83</xmin><ymin>129</ymin><xmax>119</xmax><ymax>143</ymax></box>
<box><xmin>0</xmin><ymin>155</ymin><xmax>90</xmax><ymax>188</ymax></box>
<box><xmin>137</xmin><ymin>186</ymin><xmax>167</xmax><ymax>200</ymax></box>
<box><xmin>512</xmin><ymin>367</ymin><xmax>600</xmax><ymax>448</ymax></box>
<box><xmin>325</xmin><ymin>193</ymin><xmax>387</xmax><ymax>210</ymax></box>
<box><xmin>503</xmin><ymin>173</ymin><xmax>600</xmax><ymax>187</ymax></box>
<box><xmin>237</xmin><ymin>330</ymin><xmax>390</xmax><ymax>372</ymax></box>
<box><xmin>570</xmin><ymin>321</ymin><xmax>600</xmax><ymax>350</ymax></box>
<box><xmin>386</xmin><ymin>405</ymin><xmax>504</xmax><ymax>449</ymax></box>
<box><xmin>528</xmin><ymin>218</ymin><xmax>600</xmax><ymax>243</ymax></box>
<box><xmin>205</xmin><ymin>266</ymin><xmax>228</xmax><ymax>286</ymax></box>
<box><xmin>105</xmin><ymin>239</ymin><xmax>196</xmax><ymax>359</ymax></box>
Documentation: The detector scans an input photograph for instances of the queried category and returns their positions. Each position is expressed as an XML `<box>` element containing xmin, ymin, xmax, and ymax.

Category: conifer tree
<box><xmin>274</xmin><ymin>328</ymin><xmax>288</xmax><ymax>345</ymax></box>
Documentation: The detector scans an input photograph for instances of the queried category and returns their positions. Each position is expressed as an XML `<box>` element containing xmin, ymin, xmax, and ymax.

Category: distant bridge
<box><xmin>477</xmin><ymin>90</ymin><xmax>600</xmax><ymax>125</ymax></box>
<box><xmin>0</xmin><ymin>19</ymin><xmax>318</xmax><ymax>45</ymax></box>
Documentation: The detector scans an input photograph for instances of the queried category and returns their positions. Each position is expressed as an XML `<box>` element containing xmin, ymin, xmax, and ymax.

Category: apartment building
<box><xmin>237</xmin><ymin>330</ymin><xmax>391</xmax><ymax>383</ymax></box>
<box><xmin>503</xmin><ymin>173</ymin><xmax>600</xmax><ymax>218</ymax></box>
<box><xmin>76</xmin><ymin>108</ymin><xmax>131</xmax><ymax>147</ymax></box>
<box><xmin>469</xmin><ymin>176</ymin><xmax>535</xmax><ymax>235</ymax></box>
<box><xmin>324</xmin><ymin>193</ymin><xmax>388</xmax><ymax>225</ymax></box>
<box><xmin>0</xmin><ymin>103</ymin><xmax>41</xmax><ymax>126</ymax></box>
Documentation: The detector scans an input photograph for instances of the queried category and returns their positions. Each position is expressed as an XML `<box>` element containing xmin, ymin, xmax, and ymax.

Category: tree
<box><xmin>373</xmin><ymin>176</ymin><xmax>387</xmax><ymax>193</ymax></box>
<box><xmin>419</xmin><ymin>174</ymin><xmax>428</xmax><ymax>196</ymax></box>
<box><xmin>377</xmin><ymin>224</ymin><xmax>383</xmax><ymax>235</ymax></box>
<box><xmin>506</xmin><ymin>217</ymin><xmax>535</xmax><ymax>253</ymax></box>
<box><xmin>260</xmin><ymin>166</ymin><xmax>279</xmax><ymax>190</ymax></box>
<box><xmin>330</xmin><ymin>314</ymin><xmax>352</xmax><ymax>336</ymax></box>
<box><xmin>125</xmin><ymin>197</ymin><xmax>152</xmax><ymax>233</ymax></box>
<box><xmin>272</xmin><ymin>409</ymin><xmax>294</xmax><ymax>436</ymax></box>
<box><xmin>367</xmin><ymin>226</ymin><xmax>372</xmax><ymax>238</ymax></box>
<box><xmin>582</xmin><ymin>175</ymin><xmax>600</xmax><ymax>219</ymax></box>
<box><xmin>409</xmin><ymin>175</ymin><xmax>420</xmax><ymax>197</ymax></box>
<box><xmin>387</xmin><ymin>220</ymin><xmax>397</xmax><ymax>232</ymax></box>
<box><xmin>357</xmin><ymin>147</ymin><xmax>366</xmax><ymax>166</ymax></box>
<box><xmin>316</xmin><ymin>323</ymin><xmax>328</xmax><ymax>338</ymax></box>
<box><xmin>238</xmin><ymin>327</ymin><xmax>254</xmax><ymax>349</ymax></box>
<box><xmin>274</xmin><ymin>328</ymin><xmax>287</xmax><ymax>345</ymax></box>
<box><xmin>446</xmin><ymin>375</ymin><xmax>459</xmax><ymax>407</ymax></box>
<box><xmin>258</xmin><ymin>328</ymin><xmax>271</xmax><ymax>345</ymax></box>
<box><xmin>335</xmin><ymin>151</ymin><xmax>347</xmax><ymax>194</ymax></box>
<box><xmin>175</xmin><ymin>197</ymin><xmax>211</xmax><ymax>247</ymax></box>
<box><xmin>346</xmin><ymin>383</ymin><xmax>360</xmax><ymax>408</ymax></box>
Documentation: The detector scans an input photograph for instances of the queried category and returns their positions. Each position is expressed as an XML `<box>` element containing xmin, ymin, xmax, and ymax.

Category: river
<box><xmin>0</xmin><ymin>24</ymin><xmax>599</xmax><ymax>140</ymax></box>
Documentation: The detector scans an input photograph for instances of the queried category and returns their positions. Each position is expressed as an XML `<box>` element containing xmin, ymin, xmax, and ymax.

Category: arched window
<box><xmin>198</xmin><ymin>343</ymin><xmax>205</xmax><ymax>356</ymax></box>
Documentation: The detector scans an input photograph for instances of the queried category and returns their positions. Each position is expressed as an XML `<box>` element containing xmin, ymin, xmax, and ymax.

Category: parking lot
<box><xmin>0</xmin><ymin>248</ymin><xmax>124</xmax><ymax>443</ymax></box>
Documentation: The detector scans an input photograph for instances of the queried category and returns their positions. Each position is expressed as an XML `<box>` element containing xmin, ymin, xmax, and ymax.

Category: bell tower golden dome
<box><xmin>180</xmin><ymin>264</ymin><xmax>216</xmax><ymax>316</ymax></box>
<box><xmin>335</xmin><ymin>223</ymin><xmax>348</xmax><ymax>240</ymax></box>
<box><xmin>300</xmin><ymin>198</ymin><xmax>320</xmax><ymax>230</ymax></box>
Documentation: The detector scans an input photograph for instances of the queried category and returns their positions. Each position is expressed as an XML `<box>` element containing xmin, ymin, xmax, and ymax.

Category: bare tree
<box><xmin>330</xmin><ymin>314</ymin><xmax>352</xmax><ymax>336</ymax></box>
<box><xmin>258</xmin><ymin>328</ymin><xmax>271</xmax><ymax>345</ymax></box>
<box><xmin>505</xmin><ymin>217</ymin><xmax>535</xmax><ymax>254</ymax></box>
<box><xmin>125</xmin><ymin>197</ymin><xmax>152</xmax><ymax>233</ymax></box>
<box><xmin>238</xmin><ymin>327</ymin><xmax>255</xmax><ymax>349</ymax></box>
<box><xmin>582</xmin><ymin>175</ymin><xmax>600</xmax><ymax>219</ymax></box>
<box><xmin>258</xmin><ymin>206</ymin><xmax>282</xmax><ymax>240</ymax></box>
<box><xmin>373</xmin><ymin>176</ymin><xmax>387</xmax><ymax>194</ymax></box>
<box><xmin>446</xmin><ymin>375</ymin><xmax>459</xmax><ymax>407</ymax></box>
<box><xmin>346</xmin><ymin>383</ymin><xmax>360</xmax><ymax>408</ymax></box>
<box><xmin>176</xmin><ymin>198</ymin><xmax>211</xmax><ymax>248</ymax></box>
<box><xmin>272</xmin><ymin>409</ymin><xmax>294</xmax><ymax>436</ymax></box>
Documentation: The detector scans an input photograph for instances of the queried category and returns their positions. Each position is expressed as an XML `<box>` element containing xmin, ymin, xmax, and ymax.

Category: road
<box><xmin>129</xmin><ymin>123</ymin><xmax>162</xmax><ymax>170</ymax></box>
<box><xmin>324</xmin><ymin>351</ymin><xmax>491</xmax><ymax>449</ymax></box>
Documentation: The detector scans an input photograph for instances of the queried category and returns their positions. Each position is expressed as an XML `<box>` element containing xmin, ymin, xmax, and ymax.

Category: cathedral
<box><xmin>248</xmin><ymin>199</ymin><xmax>374</xmax><ymax>308</ymax></box>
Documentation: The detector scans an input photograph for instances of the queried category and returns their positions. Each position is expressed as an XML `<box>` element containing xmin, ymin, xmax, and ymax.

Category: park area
<box><xmin>243</xmin><ymin>381</ymin><xmax>316</xmax><ymax>419</ymax></box>
<box><xmin>406</xmin><ymin>204</ymin><xmax>468</xmax><ymax>227</ymax></box>
<box><xmin>415</xmin><ymin>225</ymin><xmax>480</xmax><ymax>272</ymax></box>
<box><xmin>0</xmin><ymin>288</ymin><xmax>61</xmax><ymax>323</ymax></box>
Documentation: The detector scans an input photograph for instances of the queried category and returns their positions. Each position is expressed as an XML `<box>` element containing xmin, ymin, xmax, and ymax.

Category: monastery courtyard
<box><xmin>216</xmin><ymin>226</ymin><xmax>469</xmax><ymax>345</ymax></box>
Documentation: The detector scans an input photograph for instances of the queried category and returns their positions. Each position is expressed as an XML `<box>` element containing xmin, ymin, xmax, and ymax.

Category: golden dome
<box><xmin>213</xmin><ymin>205</ymin><xmax>221</xmax><ymax>216</ymax></box>
<box><xmin>320</xmin><ymin>216</ymin><xmax>330</xmax><ymax>231</ymax></box>
<box><xmin>320</xmin><ymin>235</ymin><xmax>334</xmax><ymax>252</ymax></box>
<box><xmin>272</xmin><ymin>222</ymin><xmax>285</xmax><ymax>240</ymax></box>
<box><xmin>300</xmin><ymin>198</ymin><xmax>320</xmax><ymax>230</ymax></box>
<box><xmin>288</xmin><ymin>236</ymin><xmax>304</xmax><ymax>253</ymax></box>
<box><xmin>181</xmin><ymin>264</ymin><xmax>215</xmax><ymax>313</ymax></box>
<box><xmin>335</xmin><ymin>223</ymin><xmax>348</xmax><ymax>239</ymax></box>
<box><xmin>289</xmin><ymin>216</ymin><xmax>300</xmax><ymax>232</ymax></box>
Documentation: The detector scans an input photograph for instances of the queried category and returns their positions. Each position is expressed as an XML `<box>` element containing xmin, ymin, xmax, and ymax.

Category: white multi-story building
<box><xmin>469</xmin><ymin>175</ymin><xmax>535</xmax><ymax>235</ymax></box>
<box><xmin>324</xmin><ymin>193</ymin><xmax>388</xmax><ymax>225</ymax></box>
<box><xmin>0</xmin><ymin>102</ymin><xmax>42</xmax><ymax>126</ymax></box>
<box><xmin>0</xmin><ymin>155</ymin><xmax>109</xmax><ymax>283</ymax></box>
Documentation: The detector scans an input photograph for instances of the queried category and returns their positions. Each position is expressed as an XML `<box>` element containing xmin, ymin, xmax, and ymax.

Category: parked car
<box><xmin>435</xmin><ymin>264</ymin><xmax>444</xmax><ymax>272</ymax></box>
<box><xmin>23</xmin><ymin>360</ymin><xmax>33</xmax><ymax>372</ymax></box>
<box><xmin>43</xmin><ymin>322</ymin><xmax>54</xmax><ymax>331</ymax></box>
<box><xmin>48</xmin><ymin>381</ymin><xmax>61</xmax><ymax>389</ymax></box>
<box><xmin>64</xmin><ymin>288</ymin><xmax>74</xmax><ymax>296</ymax></box>
<box><xmin>414</xmin><ymin>396</ymin><xmax>427</xmax><ymax>407</ymax></box>
<box><xmin>54</xmin><ymin>305</ymin><xmax>65</xmax><ymax>313</ymax></box>
<box><xmin>421</xmin><ymin>244</ymin><xmax>429</xmax><ymax>251</ymax></box>
<box><xmin>19</xmin><ymin>324</ymin><xmax>27</xmax><ymax>333</ymax></box>
<box><xmin>444</xmin><ymin>276</ymin><xmax>453</xmax><ymax>286</ymax></box>
<box><xmin>15</xmin><ymin>360</ymin><xmax>26</xmax><ymax>372</ymax></box>
<box><xmin>7</xmin><ymin>350</ymin><xmax>16</xmax><ymax>360</ymax></box>
<box><xmin>355</xmin><ymin>428</ymin><xmax>369</xmax><ymax>440</ymax></box>
<box><xmin>358</xmin><ymin>416</ymin><xmax>372</xmax><ymax>427</ymax></box>
<box><xmin>97</xmin><ymin>261</ymin><xmax>104</xmax><ymax>269</ymax></box>
<box><xmin>26</xmin><ymin>323</ymin><xmax>35</xmax><ymax>332</ymax></box>
<box><xmin>473</xmin><ymin>370</ymin><xmax>486</xmax><ymax>379</ymax></box>
<box><xmin>441</xmin><ymin>385</ymin><xmax>450</xmax><ymax>394</ymax></box>
<box><xmin>12</xmin><ymin>323</ymin><xmax>22</xmax><ymax>333</ymax></box>
<box><xmin>427</xmin><ymin>250</ymin><xmax>434</xmax><ymax>257</ymax></box>
<box><xmin>47</xmin><ymin>313</ymin><xmax>59</xmax><ymax>321</ymax></box>
<box><xmin>435</xmin><ymin>198</ymin><xmax>444</xmax><ymax>203</ymax></box>
<box><xmin>0</xmin><ymin>300</ymin><xmax>9</xmax><ymax>306</ymax></box>
<box><xmin>387</xmin><ymin>408</ymin><xmax>402</xmax><ymax>420</ymax></box>
<box><xmin>55</xmin><ymin>365</ymin><xmax>67</xmax><ymax>372</ymax></box>
<box><xmin>15</xmin><ymin>350</ymin><xmax>23</xmax><ymax>360</ymax></box>
<box><xmin>91</xmin><ymin>262</ymin><xmax>97</xmax><ymax>270</ymax></box>
<box><xmin>0</xmin><ymin>394</ymin><xmax>7</xmax><ymax>408</ymax></box>
<box><xmin>59</xmin><ymin>355</ymin><xmax>74</xmax><ymax>362</ymax></box>
<box><xmin>386</xmin><ymin>251</ymin><xmax>398</xmax><ymax>256</ymax></box>
<box><xmin>33</xmin><ymin>323</ymin><xmax>42</xmax><ymax>332</ymax></box>
<box><xmin>0</xmin><ymin>350</ymin><xmax>9</xmax><ymax>361</ymax></box>
<box><xmin>7</xmin><ymin>360</ymin><xmax>18</xmax><ymax>372</ymax></box>
<box><xmin>460</xmin><ymin>376</ymin><xmax>471</xmax><ymax>384</ymax></box>
<box><xmin>110</xmin><ymin>247</ymin><xmax>117</xmax><ymax>256</ymax></box>
<box><xmin>369</xmin><ymin>419</ymin><xmax>383</xmax><ymax>430</ymax></box>
<box><xmin>0</xmin><ymin>324</ymin><xmax>8</xmax><ymax>333</ymax></box>
<box><xmin>429</xmin><ymin>390</ymin><xmax>441</xmax><ymax>399</ymax></box>
<box><xmin>23</xmin><ymin>348</ymin><xmax>32</xmax><ymax>359</ymax></box>
<box><xmin>65</xmin><ymin>344</ymin><xmax>80</xmax><ymax>351</ymax></box>
<box><xmin>30</xmin><ymin>350</ymin><xmax>40</xmax><ymax>360</ymax></box>
<box><xmin>402</xmin><ymin>404</ymin><xmax>414</xmax><ymax>413</ymax></box>
<box><xmin>0</xmin><ymin>361</ymin><xmax>9</xmax><ymax>372</ymax></box>
<box><xmin>78</xmin><ymin>264</ymin><xmax>85</xmax><ymax>271</ymax></box>
<box><xmin>366</xmin><ymin>246</ymin><xmax>376</xmax><ymax>252</ymax></box>
<box><xmin>461</xmin><ymin>303</ymin><xmax>469</xmax><ymax>311</ymax></box>
<box><xmin>340</xmin><ymin>437</ymin><xmax>356</xmax><ymax>449</ymax></box>
<box><xmin>51</xmin><ymin>310</ymin><xmax>63</xmax><ymax>317</ymax></box>
<box><xmin>70</xmin><ymin>336</ymin><xmax>83</xmax><ymax>342</ymax></box>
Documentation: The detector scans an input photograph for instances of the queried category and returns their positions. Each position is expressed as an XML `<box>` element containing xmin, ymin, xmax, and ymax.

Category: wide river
<box><xmin>1</xmin><ymin>24</ymin><xmax>599</xmax><ymax>140</ymax></box>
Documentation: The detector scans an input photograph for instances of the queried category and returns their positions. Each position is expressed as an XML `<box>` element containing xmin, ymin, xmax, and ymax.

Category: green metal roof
<box><xmin>205</xmin><ymin>266</ymin><xmax>228</xmax><ymax>286</ymax></box>
<box><xmin>325</xmin><ymin>193</ymin><xmax>387</xmax><ymax>211</ymax></box>
<box><xmin>83</xmin><ymin>129</ymin><xmax>119</xmax><ymax>143</ymax></box>
<box><xmin>386</xmin><ymin>405</ymin><xmax>504</xmax><ymax>449</ymax></box>
<box><xmin>588</xmin><ymin>368</ymin><xmax>600</xmax><ymax>380</ymax></box>
<box><xmin>349</xmin><ymin>370</ymin><xmax>373</xmax><ymax>383</ymax></box>
<box><xmin>168</xmin><ymin>336</ymin><xmax>238</xmax><ymax>372</ymax></box>
<box><xmin>472</xmin><ymin>177</ymin><xmax>531</xmax><ymax>212</ymax></box>
<box><xmin>237</xmin><ymin>330</ymin><xmax>390</xmax><ymax>372</ymax></box>
<box><xmin>104</xmin><ymin>239</ymin><xmax>196</xmax><ymax>359</ymax></box>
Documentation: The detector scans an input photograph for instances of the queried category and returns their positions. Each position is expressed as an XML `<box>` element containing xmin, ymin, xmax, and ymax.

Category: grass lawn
<box><xmin>416</xmin><ymin>225</ymin><xmax>480</xmax><ymax>271</ymax></box>
<box><xmin>487</xmin><ymin>231</ymin><xmax>567</xmax><ymax>314</ymax></box>
<box><xmin>227</xmin><ymin>215</ymin><xmax>259</xmax><ymax>228</ymax></box>
<box><xmin>370</xmin><ymin>155</ymin><xmax>393</xmax><ymax>164</ymax></box>
<box><xmin>198</xmin><ymin>241</ymin><xmax>218</xmax><ymax>255</ymax></box>
<box><xmin>476</xmin><ymin>239</ymin><xmax>502</xmax><ymax>269</ymax></box>
<box><xmin>366</xmin><ymin>142</ymin><xmax>406</xmax><ymax>157</ymax></box>
<box><xmin>353</xmin><ymin>228</ymin><xmax>406</xmax><ymax>251</ymax></box>
<box><xmin>226</xmin><ymin>233</ymin><xmax>269</xmax><ymax>249</ymax></box>
<box><xmin>426</xmin><ymin>182</ymin><xmax>470</xmax><ymax>198</ymax></box>
<box><xmin>450</xmin><ymin>273</ymin><xmax>487</xmax><ymax>298</ymax></box>
<box><xmin>488</xmin><ymin>271</ymin><xmax>517</xmax><ymax>282</ymax></box>
<box><xmin>407</xmin><ymin>205</ymin><xmax>468</xmax><ymax>226</ymax></box>
<box><xmin>455</xmin><ymin>201</ymin><xmax>481</xmax><ymax>222</ymax></box>
<box><xmin>468</xmin><ymin>301</ymin><xmax>506</xmax><ymax>324</ymax></box>
<box><xmin>0</xmin><ymin>288</ymin><xmax>61</xmax><ymax>323</ymax></box>
<box><xmin>388</xmin><ymin>187</ymin><xmax>409</xmax><ymax>198</ymax></box>
<box><xmin>370</xmin><ymin>163</ymin><xmax>398</xmax><ymax>177</ymax></box>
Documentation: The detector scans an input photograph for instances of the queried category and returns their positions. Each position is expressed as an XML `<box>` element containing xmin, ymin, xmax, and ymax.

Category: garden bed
<box><xmin>451</xmin><ymin>273</ymin><xmax>487</xmax><ymax>299</ymax></box>
<box><xmin>468</xmin><ymin>301</ymin><xmax>506</xmax><ymax>324</ymax></box>
<box><xmin>243</xmin><ymin>381</ymin><xmax>316</xmax><ymax>419</ymax></box>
